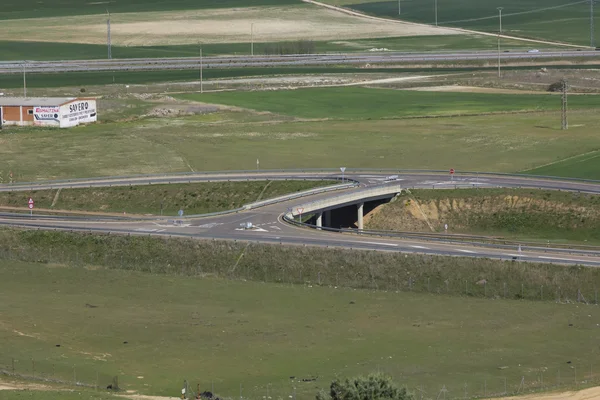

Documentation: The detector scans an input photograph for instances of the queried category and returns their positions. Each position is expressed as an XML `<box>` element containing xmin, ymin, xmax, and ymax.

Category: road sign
<box><xmin>28</xmin><ymin>198</ymin><xmax>34</xmax><ymax>209</ymax></box>
<box><xmin>297</xmin><ymin>207</ymin><xmax>304</xmax><ymax>215</ymax></box>
<box><xmin>450</xmin><ymin>168</ymin><xmax>455</xmax><ymax>175</ymax></box>
<box><xmin>178</xmin><ymin>209</ymin><xmax>184</xmax><ymax>217</ymax></box>
<box><xmin>340</xmin><ymin>167</ymin><xmax>346</xmax><ymax>173</ymax></box>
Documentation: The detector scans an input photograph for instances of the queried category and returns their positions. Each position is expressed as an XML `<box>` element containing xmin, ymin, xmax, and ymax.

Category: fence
<box><xmin>0</xmin><ymin>354</ymin><xmax>119</xmax><ymax>391</ymax></box>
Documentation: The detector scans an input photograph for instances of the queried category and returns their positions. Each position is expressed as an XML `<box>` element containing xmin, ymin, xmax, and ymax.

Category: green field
<box><xmin>0</xmin><ymin>35</ymin><xmax>542</xmax><ymax>61</ymax></box>
<box><xmin>523</xmin><ymin>150</ymin><xmax>600</xmax><ymax>179</ymax></box>
<box><xmin>0</xmin><ymin>391</ymin><xmax>116</xmax><ymax>400</ymax></box>
<box><xmin>367</xmin><ymin>188</ymin><xmax>600</xmax><ymax>244</ymax></box>
<box><xmin>2</xmin><ymin>258</ymin><xmax>600</xmax><ymax>399</ymax></box>
<box><xmin>2</xmin><ymin>88</ymin><xmax>600</xmax><ymax>181</ymax></box>
<box><xmin>179</xmin><ymin>87</ymin><xmax>600</xmax><ymax>120</ymax></box>
<box><xmin>324</xmin><ymin>0</ymin><xmax>599</xmax><ymax>46</ymax></box>
<box><xmin>0</xmin><ymin>181</ymin><xmax>331</xmax><ymax>216</ymax></box>
<box><xmin>0</xmin><ymin>0</ymin><xmax>301</xmax><ymax>20</ymax></box>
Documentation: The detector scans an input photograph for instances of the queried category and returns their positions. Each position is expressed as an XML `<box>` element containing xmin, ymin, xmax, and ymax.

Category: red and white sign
<box><xmin>450</xmin><ymin>168</ymin><xmax>455</xmax><ymax>175</ymax></box>
<box><xmin>28</xmin><ymin>198</ymin><xmax>34</xmax><ymax>210</ymax></box>
<box><xmin>297</xmin><ymin>207</ymin><xmax>304</xmax><ymax>215</ymax></box>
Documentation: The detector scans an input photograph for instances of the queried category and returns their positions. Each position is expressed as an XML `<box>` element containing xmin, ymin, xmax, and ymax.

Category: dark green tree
<box><xmin>316</xmin><ymin>373</ymin><xmax>413</xmax><ymax>400</ymax></box>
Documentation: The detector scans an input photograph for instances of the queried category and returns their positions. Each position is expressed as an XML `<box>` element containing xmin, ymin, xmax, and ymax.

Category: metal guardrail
<box><xmin>3</xmin><ymin>168</ymin><xmax>599</xmax><ymax>190</ymax></box>
<box><xmin>282</xmin><ymin>215</ymin><xmax>600</xmax><ymax>258</ymax></box>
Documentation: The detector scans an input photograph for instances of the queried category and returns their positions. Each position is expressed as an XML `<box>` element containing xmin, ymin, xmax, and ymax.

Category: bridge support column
<box><xmin>316</xmin><ymin>213</ymin><xmax>323</xmax><ymax>230</ymax></box>
<box><xmin>324</xmin><ymin>211</ymin><xmax>331</xmax><ymax>227</ymax></box>
<box><xmin>357</xmin><ymin>202</ymin><xmax>364</xmax><ymax>230</ymax></box>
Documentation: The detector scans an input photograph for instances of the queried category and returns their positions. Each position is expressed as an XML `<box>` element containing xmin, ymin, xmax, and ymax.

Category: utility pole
<box><xmin>591</xmin><ymin>0</ymin><xmax>596</xmax><ymax>48</ymax></box>
<box><xmin>22</xmin><ymin>64</ymin><xmax>26</xmax><ymax>98</ymax></box>
<box><xmin>498</xmin><ymin>7</ymin><xmax>504</xmax><ymax>34</ymax></box>
<box><xmin>199</xmin><ymin>44</ymin><xmax>203</xmax><ymax>94</ymax></box>
<box><xmin>497</xmin><ymin>34</ymin><xmax>501</xmax><ymax>78</ymax></box>
<box><xmin>434</xmin><ymin>0</ymin><xmax>438</xmax><ymax>26</ymax></box>
<box><xmin>497</xmin><ymin>8</ymin><xmax>503</xmax><ymax>78</ymax></box>
<box><xmin>106</xmin><ymin>10</ymin><xmax>112</xmax><ymax>59</ymax></box>
<box><xmin>251</xmin><ymin>23</ymin><xmax>254</xmax><ymax>56</ymax></box>
<box><xmin>561</xmin><ymin>79</ymin><xmax>568</xmax><ymax>130</ymax></box>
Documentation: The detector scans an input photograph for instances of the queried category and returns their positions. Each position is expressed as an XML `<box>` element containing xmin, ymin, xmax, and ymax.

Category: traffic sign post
<box><xmin>450</xmin><ymin>168</ymin><xmax>455</xmax><ymax>181</ymax></box>
<box><xmin>28</xmin><ymin>197</ymin><xmax>34</xmax><ymax>216</ymax></box>
<box><xmin>297</xmin><ymin>207</ymin><xmax>304</xmax><ymax>223</ymax></box>
<box><xmin>340</xmin><ymin>167</ymin><xmax>346</xmax><ymax>183</ymax></box>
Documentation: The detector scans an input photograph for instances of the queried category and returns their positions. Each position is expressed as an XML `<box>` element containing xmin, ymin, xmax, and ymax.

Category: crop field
<box><xmin>0</xmin><ymin>0</ymin><xmax>302</xmax><ymax>20</ymax></box>
<box><xmin>2</xmin><ymin>260</ymin><xmax>600</xmax><ymax>399</ymax></box>
<box><xmin>0</xmin><ymin>4</ymin><xmax>459</xmax><ymax>48</ymax></box>
<box><xmin>2</xmin><ymin>87</ymin><xmax>600</xmax><ymax>180</ymax></box>
<box><xmin>524</xmin><ymin>150</ymin><xmax>600</xmax><ymax>179</ymax></box>
<box><xmin>323</xmin><ymin>0</ymin><xmax>598</xmax><ymax>46</ymax></box>
<box><xmin>0</xmin><ymin>34</ymin><xmax>537</xmax><ymax>61</ymax></box>
<box><xmin>179</xmin><ymin>87</ymin><xmax>600</xmax><ymax>119</ymax></box>
<box><xmin>0</xmin><ymin>181</ymin><xmax>331</xmax><ymax>216</ymax></box>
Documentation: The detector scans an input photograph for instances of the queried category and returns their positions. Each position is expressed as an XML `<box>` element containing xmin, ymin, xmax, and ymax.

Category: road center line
<box><xmin>457</xmin><ymin>249</ymin><xmax>477</xmax><ymax>253</ymax></box>
<box><xmin>411</xmin><ymin>245</ymin><xmax>430</xmax><ymax>249</ymax></box>
<box><xmin>364</xmin><ymin>242</ymin><xmax>399</xmax><ymax>247</ymax></box>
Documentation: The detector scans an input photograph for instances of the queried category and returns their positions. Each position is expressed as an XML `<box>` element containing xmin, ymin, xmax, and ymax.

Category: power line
<box><xmin>106</xmin><ymin>10</ymin><xmax>112</xmax><ymax>59</ymax></box>
<box><xmin>441</xmin><ymin>0</ymin><xmax>587</xmax><ymax>25</ymax></box>
<box><xmin>561</xmin><ymin>79</ymin><xmax>568</xmax><ymax>130</ymax></box>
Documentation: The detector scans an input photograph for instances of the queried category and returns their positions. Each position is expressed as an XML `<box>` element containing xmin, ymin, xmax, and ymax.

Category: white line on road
<box><xmin>457</xmin><ymin>249</ymin><xmax>477</xmax><ymax>254</ymax></box>
<box><xmin>411</xmin><ymin>245</ymin><xmax>430</xmax><ymax>249</ymax></box>
<box><xmin>538</xmin><ymin>256</ymin><xmax>583</xmax><ymax>262</ymax></box>
<box><xmin>364</xmin><ymin>242</ymin><xmax>399</xmax><ymax>247</ymax></box>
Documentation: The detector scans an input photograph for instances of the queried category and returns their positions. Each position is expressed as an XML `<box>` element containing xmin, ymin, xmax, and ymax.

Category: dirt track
<box><xmin>493</xmin><ymin>386</ymin><xmax>600</xmax><ymax>400</ymax></box>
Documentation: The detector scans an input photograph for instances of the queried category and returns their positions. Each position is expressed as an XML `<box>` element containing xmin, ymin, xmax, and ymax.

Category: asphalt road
<box><xmin>2</xmin><ymin>171</ymin><xmax>600</xmax><ymax>266</ymax></box>
<box><xmin>1</xmin><ymin>50</ymin><xmax>599</xmax><ymax>73</ymax></box>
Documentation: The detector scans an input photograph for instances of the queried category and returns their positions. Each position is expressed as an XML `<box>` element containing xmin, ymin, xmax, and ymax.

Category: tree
<box><xmin>316</xmin><ymin>373</ymin><xmax>413</xmax><ymax>400</ymax></box>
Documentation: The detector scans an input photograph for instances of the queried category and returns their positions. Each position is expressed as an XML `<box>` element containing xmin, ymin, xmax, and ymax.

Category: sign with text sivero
<box><xmin>33</xmin><ymin>106</ymin><xmax>60</xmax><ymax>126</ymax></box>
<box><xmin>60</xmin><ymin>100</ymin><xmax>97</xmax><ymax>128</ymax></box>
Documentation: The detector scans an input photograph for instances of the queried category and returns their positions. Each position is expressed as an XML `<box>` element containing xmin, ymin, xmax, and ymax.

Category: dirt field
<box><xmin>494</xmin><ymin>386</ymin><xmax>600</xmax><ymax>400</ymax></box>
<box><xmin>0</xmin><ymin>4</ymin><xmax>461</xmax><ymax>46</ymax></box>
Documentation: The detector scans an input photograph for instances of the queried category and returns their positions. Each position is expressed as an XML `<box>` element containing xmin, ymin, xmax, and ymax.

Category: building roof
<box><xmin>0</xmin><ymin>97</ymin><xmax>76</xmax><ymax>106</ymax></box>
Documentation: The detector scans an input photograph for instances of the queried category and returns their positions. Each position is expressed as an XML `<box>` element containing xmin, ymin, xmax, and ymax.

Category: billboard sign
<box><xmin>33</xmin><ymin>106</ymin><xmax>60</xmax><ymax>126</ymax></box>
<box><xmin>60</xmin><ymin>100</ymin><xmax>97</xmax><ymax>128</ymax></box>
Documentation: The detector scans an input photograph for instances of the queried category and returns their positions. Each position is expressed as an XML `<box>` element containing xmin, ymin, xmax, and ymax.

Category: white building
<box><xmin>0</xmin><ymin>97</ymin><xmax>97</xmax><ymax>128</ymax></box>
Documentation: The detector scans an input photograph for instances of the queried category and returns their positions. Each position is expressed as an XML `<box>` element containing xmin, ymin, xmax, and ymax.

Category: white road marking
<box><xmin>506</xmin><ymin>254</ymin><xmax>521</xmax><ymax>257</ymax></box>
<box><xmin>270</xmin><ymin>226</ymin><xmax>281</xmax><ymax>230</ymax></box>
<box><xmin>135</xmin><ymin>228</ymin><xmax>166</xmax><ymax>232</ymax></box>
<box><xmin>197</xmin><ymin>223</ymin><xmax>221</xmax><ymax>228</ymax></box>
<box><xmin>538</xmin><ymin>256</ymin><xmax>583</xmax><ymax>262</ymax></box>
<box><xmin>364</xmin><ymin>242</ymin><xmax>399</xmax><ymax>247</ymax></box>
<box><xmin>411</xmin><ymin>245</ymin><xmax>430</xmax><ymax>249</ymax></box>
<box><xmin>457</xmin><ymin>249</ymin><xmax>477</xmax><ymax>253</ymax></box>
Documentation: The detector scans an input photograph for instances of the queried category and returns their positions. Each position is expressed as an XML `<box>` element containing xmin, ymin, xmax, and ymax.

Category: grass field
<box><xmin>179</xmin><ymin>87</ymin><xmax>600</xmax><ymax>120</ymax></box>
<box><xmin>523</xmin><ymin>150</ymin><xmax>600</xmax><ymax>179</ymax></box>
<box><xmin>0</xmin><ymin>181</ymin><xmax>331</xmax><ymax>216</ymax></box>
<box><xmin>0</xmin><ymin>0</ymin><xmax>301</xmax><ymax>20</ymax></box>
<box><xmin>2</xmin><ymin>98</ymin><xmax>600</xmax><ymax>181</ymax></box>
<box><xmin>0</xmin><ymin>35</ymin><xmax>538</xmax><ymax>61</ymax></box>
<box><xmin>1</xmin><ymin>259</ymin><xmax>600</xmax><ymax>399</ymax></box>
<box><xmin>367</xmin><ymin>188</ymin><xmax>600</xmax><ymax>244</ymax></box>
<box><xmin>0</xmin><ymin>391</ymin><xmax>116</xmax><ymax>400</ymax></box>
<box><xmin>324</xmin><ymin>0</ymin><xmax>599</xmax><ymax>46</ymax></box>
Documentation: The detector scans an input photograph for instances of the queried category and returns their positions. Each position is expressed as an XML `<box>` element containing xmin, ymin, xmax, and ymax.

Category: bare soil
<box><xmin>492</xmin><ymin>386</ymin><xmax>600</xmax><ymax>400</ymax></box>
<box><xmin>0</xmin><ymin>5</ymin><xmax>460</xmax><ymax>46</ymax></box>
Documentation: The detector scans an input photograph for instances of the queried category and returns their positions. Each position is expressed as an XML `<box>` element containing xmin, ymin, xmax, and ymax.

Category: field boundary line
<box><xmin>519</xmin><ymin>149</ymin><xmax>600</xmax><ymax>172</ymax></box>
<box><xmin>303</xmin><ymin>0</ymin><xmax>588</xmax><ymax>49</ymax></box>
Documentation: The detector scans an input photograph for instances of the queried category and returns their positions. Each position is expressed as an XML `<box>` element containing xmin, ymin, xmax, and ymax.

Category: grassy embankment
<box><xmin>1</xmin><ymin>232</ymin><xmax>600</xmax><ymax>398</ymax></box>
<box><xmin>2</xmin><ymin>88</ymin><xmax>600</xmax><ymax>181</ymax></box>
<box><xmin>323</xmin><ymin>0</ymin><xmax>599</xmax><ymax>46</ymax></box>
<box><xmin>366</xmin><ymin>189</ymin><xmax>600</xmax><ymax>245</ymax></box>
<box><xmin>0</xmin><ymin>181</ymin><xmax>332</xmax><ymax>216</ymax></box>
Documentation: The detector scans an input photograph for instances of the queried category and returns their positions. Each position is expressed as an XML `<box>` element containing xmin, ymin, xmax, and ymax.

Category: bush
<box><xmin>316</xmin><ymin>373</ymin><xmax>413</xmax><ymax>400</ymax></box>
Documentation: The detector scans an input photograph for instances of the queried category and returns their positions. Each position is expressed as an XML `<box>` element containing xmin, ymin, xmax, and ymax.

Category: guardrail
<box><xmin>3</xmin><ymin>168</ymin><xmax>600</xmax><ymax>189</ymax></box>
<box><xmin>282</xmin><ymin>216</ymin><xmax>600</xmax><ymax>258</ymax></box>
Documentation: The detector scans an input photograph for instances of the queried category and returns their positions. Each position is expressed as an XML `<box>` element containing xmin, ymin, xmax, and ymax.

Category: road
<box><xmin>2</xmin><ymin>170</ymin><xmax>600</xmax><ymax>267</ymax></box>
<box><xmin>1</xmin><ymin>50</ymin><xmax>599</xmax><ymax>74</ymax></box>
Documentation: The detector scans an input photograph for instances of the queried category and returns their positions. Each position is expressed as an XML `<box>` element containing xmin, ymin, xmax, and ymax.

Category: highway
<box><xmin>1</xmin><ymin>50</ymin><xmax>599</xmax><ymax>73</ymax></box>
<box><xmin>2</xmin><ymin>170</ymin><xmax>600</xmax><ymax>267</ymax></box>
